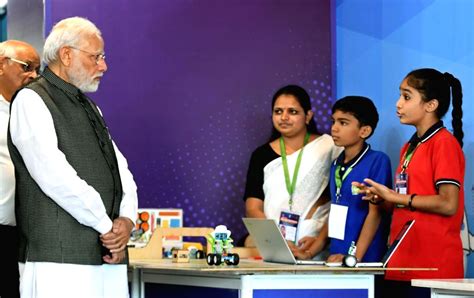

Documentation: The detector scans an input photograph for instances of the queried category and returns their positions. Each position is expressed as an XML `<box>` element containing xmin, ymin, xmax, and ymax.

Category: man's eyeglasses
<box><xmin>70</xmin><ymin>47</ymin><xmax>106</xmax><ymax>65</ymax></box>
<box><xmin>7</xmin><ymin>57</ymin><xmax>40</xmax><ymax>73</ymax></box>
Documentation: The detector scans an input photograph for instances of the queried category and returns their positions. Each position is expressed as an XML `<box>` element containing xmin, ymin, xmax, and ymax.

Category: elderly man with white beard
<box><xmin>7</xmin><ymin>17</ymin><xmax>138</xmax><ymax>298</ymax></box>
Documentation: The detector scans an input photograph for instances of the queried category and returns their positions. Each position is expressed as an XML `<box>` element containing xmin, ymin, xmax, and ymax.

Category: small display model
<box><xmin>186</xmin><ymin>246</ymin><xmax>205</xmax><ymax>259</ymax></box>
<box><xmin>343</xmin><ymin>241</ymin><xmax>358</xmax><ymax>268</ymax></box>
<box><xmin>206</xmin><ymin>225</ymin><xmax>240</xmax><ymax>266</ymax></box>
<box><xmin>172</xmin><ymin>249</ymin><xmax>190</xmax><ymax>263</ymax></box>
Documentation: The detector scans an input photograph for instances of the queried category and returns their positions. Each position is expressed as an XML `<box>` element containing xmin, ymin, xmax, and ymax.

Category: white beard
<box><xmin>66</xmin><ymin>59</ymin><xmax>103</xmax><ymax>93</ymax></box>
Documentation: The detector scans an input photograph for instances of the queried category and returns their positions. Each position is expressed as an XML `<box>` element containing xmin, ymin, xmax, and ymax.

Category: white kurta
<box><xmin>10</xmin><ymin>88</ymin><xmax>138</xmax><ymax>298</ymax></box>
<box><xmin>0</xmin><ymin>95</ymin><xmax>16</xmax><ymax>226</ymax></box>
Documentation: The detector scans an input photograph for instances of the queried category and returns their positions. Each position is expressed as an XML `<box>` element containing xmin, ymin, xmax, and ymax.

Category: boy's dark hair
<box><xmin>332</xmin><ymin>96</ymin><xmax>379</xmax><ymax>139</ymax></box>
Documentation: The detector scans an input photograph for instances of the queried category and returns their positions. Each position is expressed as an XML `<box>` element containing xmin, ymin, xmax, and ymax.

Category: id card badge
<box><xmin>279</xmin><ymin>210</ymin><xmax>300</xmax><ymax>242</ymax></box>
<box><xmin>328</xmin><ymin>204</ymin><xmax>348</xmax><ymax>240</ymax></box>
<box><xmin>395</xmin><ymin>173</ymin><xmax>408</xmax><ymax>194</ymax></box>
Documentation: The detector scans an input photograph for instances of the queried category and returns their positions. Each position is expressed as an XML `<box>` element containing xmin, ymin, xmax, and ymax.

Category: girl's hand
<box><xmin>364</xmin><ymin>178</ymin><xmax>395</xmax><ymax>200</ymax></box>
<box><xmin>352</xmin><ymin>179</ymin><xmax>390</xmax><ymax>204</ymax></box>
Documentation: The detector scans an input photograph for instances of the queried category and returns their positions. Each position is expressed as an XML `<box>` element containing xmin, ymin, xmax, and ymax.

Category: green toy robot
<box><xmin>206</xmin><ymin>225</ymin><xmax>240</xmax><ymax>266</ymax></box>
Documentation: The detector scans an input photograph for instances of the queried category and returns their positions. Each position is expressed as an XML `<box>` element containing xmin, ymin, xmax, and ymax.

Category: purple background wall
<box><xmin>46</xmin><ymin>0</ymin><xmax>333</xmax><ymax>242</ymax></box>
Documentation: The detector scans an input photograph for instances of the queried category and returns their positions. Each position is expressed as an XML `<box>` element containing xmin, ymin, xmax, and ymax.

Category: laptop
<box><xmin>355</xmin><ymin>219</ymin><xmax>415</xmax><ymax>268</ymax></box>
<box><xmin>242</xmin><ymin>218</ymin><xmax>325</xmax><ymax>265</ymax></box>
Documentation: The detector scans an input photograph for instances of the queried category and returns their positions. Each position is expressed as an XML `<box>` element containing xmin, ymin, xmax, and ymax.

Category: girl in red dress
<box><xmin>355</xmin><ymin>68</ymin><xmax>464</xmax><ymax>298</ymax></box>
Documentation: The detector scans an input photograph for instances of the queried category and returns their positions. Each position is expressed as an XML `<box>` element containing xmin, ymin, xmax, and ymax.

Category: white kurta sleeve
<box><xmin>10</xmin><ymin>88</ymin><xmax>113</xmax><ymax>235</ymax></box>
<box><xmin>112</xmin><ymin>141</ymin><xmax>138</xmax><ymax>223</ymax></box>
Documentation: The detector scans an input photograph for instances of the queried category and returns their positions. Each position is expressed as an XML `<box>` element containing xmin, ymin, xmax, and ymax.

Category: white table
<box><xmin>412</xmin><ymin>279</ymin><xmax>474</xmax><ymax>298</ymax></box>
<box><xmin>128</xmin><ymin>259</ymin><xmax>434</xmax><ymax>298</ymax></box>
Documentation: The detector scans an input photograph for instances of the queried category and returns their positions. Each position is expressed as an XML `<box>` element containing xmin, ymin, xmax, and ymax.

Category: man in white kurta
<box><xmin>0</xmin><ymin>40</ymin><xmax>40</xmax><ymax>298</ymax></box>
<box><xmin>8</xmin><ymin>17</ymin><xmax>138</xmax><ymax>298</ymax></box>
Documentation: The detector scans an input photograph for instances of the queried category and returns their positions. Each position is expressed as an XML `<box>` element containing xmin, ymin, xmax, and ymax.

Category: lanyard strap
<box><xmin>280</xmin><ymin>132</ymin><xmax>310</xmax><ymax>210</ymax></box>
<box><xmin>335</xmin><ymin>165</ymin><xmax>353</xmax><ymax>203</ymax></box>
<box><xmin>401</xmin><ymin>142</ymin><xmax>420</xmax><ymax>173</ymax></box>
<box><xmin>334</xmin><ymin>144</ymin><xmax>370</xmax><ymax>203</ymax></box>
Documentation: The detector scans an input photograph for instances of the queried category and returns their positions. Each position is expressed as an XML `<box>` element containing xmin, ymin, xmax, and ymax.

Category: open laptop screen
<box><xmin>356</xmin><ymin>219</ymin><xmax>415</xmax><ymax>268</ymax></box>
<box><xmin>242</xmin><ymin>218</ymin><xmax>324</xmax><ymax>265</ymax></box>
<box><xmin>381</xmin><ymin>219</ymin><xmax>415</xmax><ymax>266</ymax></box>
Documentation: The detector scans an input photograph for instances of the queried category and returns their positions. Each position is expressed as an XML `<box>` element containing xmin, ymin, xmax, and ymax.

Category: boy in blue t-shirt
<box><xmin>327</xmin><ymin>96</ymin><xmax>392</xmax><ymax>263</ymax></box>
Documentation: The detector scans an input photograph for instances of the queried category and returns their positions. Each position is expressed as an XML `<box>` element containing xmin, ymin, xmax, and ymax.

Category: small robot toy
<box><xmin>206</xmin><ymin>225</ymin><xmax>240</xmax><ymax>266</ymax></box>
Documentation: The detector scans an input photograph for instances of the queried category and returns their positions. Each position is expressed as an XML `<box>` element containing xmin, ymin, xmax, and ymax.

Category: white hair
<box><xmin>0</xmin><ymin>42</ymin><xmax>16</xmax><ymax>58</ymax></box>
<box><xmin>0</xmin><ymin>40</ymin><xmax>35</xmax><ymax>59</ymax></box>
<box><xmin>43</xmin><ymin>17</ymin><xmax>102</xmax><ymax>65</ymax></box>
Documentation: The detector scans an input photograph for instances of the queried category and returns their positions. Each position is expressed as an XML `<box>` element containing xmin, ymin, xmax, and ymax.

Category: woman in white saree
<box><xmin>244</xmin><ymin>85</ymin><xmax>341</xmax><ymax>259</ymax></box>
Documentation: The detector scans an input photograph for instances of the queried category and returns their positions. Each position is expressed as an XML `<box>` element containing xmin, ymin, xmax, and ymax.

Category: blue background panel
<box><xmin>336</xmin><ymin>0</ymin><xmax>474</xmax><ymax>277</ymax></box>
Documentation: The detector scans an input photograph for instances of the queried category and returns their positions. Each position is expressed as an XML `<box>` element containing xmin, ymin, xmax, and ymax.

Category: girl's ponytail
<box><xmin>444</xmin><ymin>72</ymin><xmax>464</xmax><ymax>147</ymax></box>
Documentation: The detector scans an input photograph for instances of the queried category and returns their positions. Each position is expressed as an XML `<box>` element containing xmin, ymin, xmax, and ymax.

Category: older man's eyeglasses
<box><xmin>7</xmin><ymin>57</ymin><xmax>40</xmax><ymax>73</ymax></box>
<box><xmin>70</xmin><ymin>47</ymin><xmax>106</xmax><ymax>65</ymax></box>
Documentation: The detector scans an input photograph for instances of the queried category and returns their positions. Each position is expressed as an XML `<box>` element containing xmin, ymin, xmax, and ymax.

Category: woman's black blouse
<box><xmin>243</xmin><ymin>143</ymin><xmax>280</xmax><ymax>201</ymax></box>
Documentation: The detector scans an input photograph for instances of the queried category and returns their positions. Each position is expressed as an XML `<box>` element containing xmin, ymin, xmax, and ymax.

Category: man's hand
<box><xmin>100</xmin><ymin>217</ymin><xmax>134</xmax><ymax>253</ymax></box>
<box><xmin>103</xmin><ymin>250</ymin><xmax>126</xmax><ymax>264</ymax></box>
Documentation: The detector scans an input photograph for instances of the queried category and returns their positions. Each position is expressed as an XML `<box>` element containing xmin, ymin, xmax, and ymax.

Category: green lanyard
<box><xmin>335</xmin><ymin>165</ymin><xmax>353</xmax><ymax>203</ymax></box>
<box><xmin>280</xmin><ymin>132</ymin><xmax>310</xmax><ymax>211</ymax></box>
<box><xmin>334</xmin><ymin>145</ymin><xmax>370</xmax><ymax>203</ymax></box>
<box><xmin>401</xmin><ymin>142</ymin><xmax>420</xmax><ymax>173</ymax></box>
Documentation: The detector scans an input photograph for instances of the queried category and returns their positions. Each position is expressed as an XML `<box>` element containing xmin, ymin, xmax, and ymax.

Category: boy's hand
<box><xmin>327</xmin><ymin>254</ymin><xmax>344</xmax><ymax>263</ymax></box>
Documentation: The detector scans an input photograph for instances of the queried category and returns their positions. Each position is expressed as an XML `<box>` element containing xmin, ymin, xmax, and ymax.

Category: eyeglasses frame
<box><xmin>69</xmin><ymin>46</ymin><xmax>106</xmax><ymax>65</ymax></box>
<box><xmin>6</xmin><ymin>57</ymin><xmax>39</xmax><ymax>73</ymax></box>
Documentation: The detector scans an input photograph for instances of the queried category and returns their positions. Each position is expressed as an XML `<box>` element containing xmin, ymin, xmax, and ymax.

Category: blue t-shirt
<box><xmin>329</xmin><ymin>144</ymin><xmax>392</xmax><ymax>262</ymax></box>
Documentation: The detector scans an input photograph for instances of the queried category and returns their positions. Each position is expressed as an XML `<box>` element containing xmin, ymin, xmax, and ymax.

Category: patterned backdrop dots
<box><xmin>134</xmin><ymin>3</ymin><xmax>333</xmax><ymax>243</ymax></box>
<box><xmin>141</xmin><ymin>102</ymin><xmax>261</xmax><ymax>241</ymax></box>
<box><xmin>310</xmin><ymin>78</ymin><xmax>333</xmax><ymax>133</ymax></box>
<box><xmin>144</xmin><ymin>80</ymin><xmax>331</xmax><ymax>242</ymax></box>
<box><xmin>140</xmin><ymin>69</ymin><xmax>332</xmax><ymax>242</ymax></box>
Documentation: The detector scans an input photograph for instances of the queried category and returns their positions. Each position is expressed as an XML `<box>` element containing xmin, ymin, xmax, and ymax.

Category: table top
<box><xmin>412</xmin><ymin>279</ymin><xmax>474</xmax><ymax>292</ymax></box>
<box><xmin>129</xmin><ymin>258</ymin><xmax>436</xmax><ymax>276</ymax></box>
